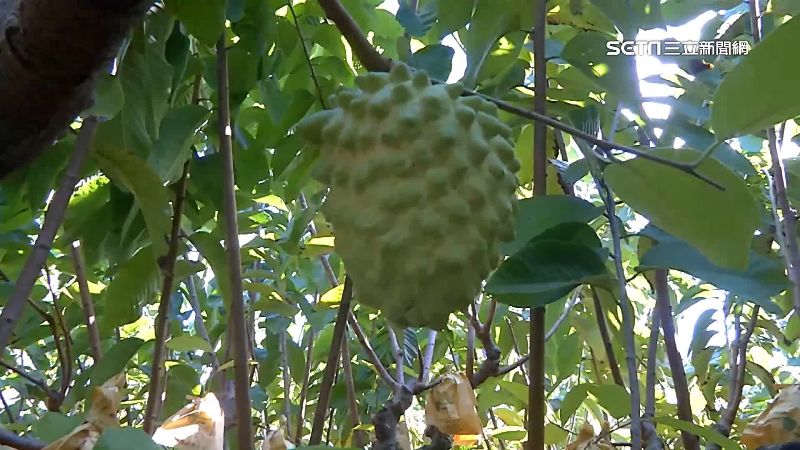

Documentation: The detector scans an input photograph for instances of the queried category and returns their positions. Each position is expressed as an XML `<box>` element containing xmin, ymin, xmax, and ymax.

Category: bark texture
<box><xmin>0</xmin><ymin>0</ymin><xmax>152</xmax><ymax>178</ymax></box>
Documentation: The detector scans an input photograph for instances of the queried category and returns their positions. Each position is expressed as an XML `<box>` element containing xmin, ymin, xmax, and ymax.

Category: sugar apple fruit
<box><xmin>295</xmin><ymin>63</ymin><xmax>520</xmax><ymax>329</ymax></box>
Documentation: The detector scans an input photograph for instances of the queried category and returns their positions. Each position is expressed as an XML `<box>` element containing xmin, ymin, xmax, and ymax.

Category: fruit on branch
<box><xmin>296</xmin><ymin>63</ymin><xmax>520</xmax><ymax>329</ymax></box>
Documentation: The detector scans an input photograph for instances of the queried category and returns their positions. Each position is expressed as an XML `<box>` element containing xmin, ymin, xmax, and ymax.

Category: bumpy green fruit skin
<box><xmin>296</xmin><ymin>63</ymin><xmax>520</xmax><ymax>329</ymax></box>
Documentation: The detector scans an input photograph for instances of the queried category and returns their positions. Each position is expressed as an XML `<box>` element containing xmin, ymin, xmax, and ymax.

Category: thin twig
<box><xmin>287</xmin><ymin>0</ymin><xmax>327</xmax><ymax>109</ymax></box>
<box><xmin>71</xmin><ymin>241</ymin><xmax>103</xmax><ymax>362</ymax></box>
<box><xmin>387</xmin><ymin>327</ymin><xmax>405</xmax><ymax>395</ymax></box>
<box><xmin>591</xmin><ymin>287</ymin><xmax>625</xmax><ymax>387</ymax></box>
<box><xmin>341</xmin><ymin>332</ymin><xmax>369</xmax><ymax>448</ymax></box>
<box><xmin>749</xmin><ymin>0</ymin><xmax>800</xmax><ymax>318</ymax></box>
<box><xmin>598</xmin><ymin>182</ymin><xmax>642</xmax><ymax>450</ymax></box>
<box><xmin>309</xmin><ymin>276</ymin><xmax>353</xmax><ymax>444</ymax></box>
<box><xmin>279</xmin><ymin>330</ymin><xmax>293</xmax><ymax>434</ymax></box>
<box><xmin>545</xmin><ymin>288</ymin><xmax>581</xmax><ymax>341</ymax></box>
<box><xmin>143</xmin><ymin>159</ymin><xmax>191</xmax><ymax>434</ymax></box>
<box><xmin>217</xmin><ymin>35</ymin><xmax>254</xmax><ymax>450</ymax></box>
<box><xmin>0</xmin><ymin>391</ymin><xmax>13</xmax><ymax>423</ymax></box>
<box><xmin>186</xmin><ymin>274</ymin><xmax>220</xmax><ymax>369</ymax></box>
<box><xmin>295</xmin><ymin>327</ymin><xmax>316</xmax><ymax>443</ymax></box>
<box><xmin>655</xmin><ymin>270</ymin><xmax>698</xmax><ymax>450</ymax></box>
<box><xmin>0</xmin><ymin>360</ymin><xmax>55</xmax><ymax>403</ymax></box>
<box><xmin>420</xmin><ymin>330</ymin><xmax>437</xmax><ymax>383</ymax></box>
<box><xmin>347</xmin><ymin>311</ymin><xmax>396</xmax><ymax>388</ymax></box>
<box><xmin>0</xmin><ymin>116</ymin><xmax>98</xmax><ymax>351</ymax></box>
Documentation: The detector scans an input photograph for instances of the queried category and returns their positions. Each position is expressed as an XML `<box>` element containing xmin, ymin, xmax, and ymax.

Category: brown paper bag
<box><xmin>43</xmin><ymin>374</ymin><xmax>126</xmax><ymax>450</ymax></box>
<box><xmin>566</xmin><ymin>422</ymin><xmax>616</xmax><ymax>450</ymax></box>
<box><xmin>741</xmin><ymin>384</ymin><xmax>800</xmax><ymax>449</ymax></box>
<box><xmin>424</xmin><ymin>373</ymin><xmax>482</xmax><ymax>435</ymax></box>
<box><xmin>262</xmin><ymin>428</ymin><xmax>295</xmax><ymax>450</ymax></box>
<box><xmin>152</xmin><ymin>392</ymin><xmax>225</xmax><ymax>450</ymax></box>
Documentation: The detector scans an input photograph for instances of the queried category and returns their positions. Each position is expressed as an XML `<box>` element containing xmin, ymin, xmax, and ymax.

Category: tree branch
<box><xmin>712</xmin><ymin>306</ymin><xmax>760</xmax><ymax>447</ymax></box>
<box><xmin>186</xmin><ymin>274</ymin><xmax>219</xmax><ymax>370</ymax></box>
<box><xmin>216</xmin><ymin>35</ymin><xmax>254</xmax><ymax>450</ymax></box>
<box><xmin>591</xmin><ymin>287</ymin><xmax>625</xmax><ymax>387</ymax></box>
<box><xmin>143</xmin><ymin>159</ymin><xmax>191</xmax><ymax>434</ymax></box>
<box><xmin>70</xmin><ymin>241</ymin><xmax>103</xmax><ymax>362</ymax></box>
<box><xmin>420</xmin><ymin>330</ymin><xmax>437</xmax><ymax>383</ymax></box>
<box><xmin>0</xmin><ymin>427</ymin><xmax>45</xmax><ymax>450</ymax></box>
<box><xmin>387</xmin><ymin>327</ymin><xmax>405</xmax><ymax>395</ymax></box>
<box><xmin>655</xmin><ymin>270</ymin><xmax>698</xmax><ymax>450</ymax></box>
<box><xmin>341</xmin><ymin>333</ymin><xmax>369</xmax><ymax>448</ymax></box>
<box><xmin>295</xmin><ymin>327</ymin><xmax>316</xmax><ymax>443</ymax></box>
<box><xmin>347</xmin><ymin>311</ymin><xmax>396</xmax><ymax>388</ymax></box>
<box><xmin>0</xmin><ymin>116</ymin><xmax>98</xmax><ymax>351</ymax></box>
<box><xmin>316</xmin><ymin>0</ymin><xmax>392</xmax><ymax>73</ymax></box>
<box><xmin>0</xmin><ymin>0</ymin><xmax>152</xmax><ymax>178</ymax></box>
<box><xmin>309</xmin><ymin>276</ymin><xmax>353</xmax><ymax>444</ymax></box>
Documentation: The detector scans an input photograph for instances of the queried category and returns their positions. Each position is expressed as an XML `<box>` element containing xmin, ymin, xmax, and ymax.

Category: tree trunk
<box><xmin>0</xmin><ymin>0</ymin><xmax>152</xmax><ymax>178</ymax></box>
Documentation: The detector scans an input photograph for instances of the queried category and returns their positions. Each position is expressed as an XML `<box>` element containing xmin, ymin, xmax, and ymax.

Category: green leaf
<box><xmin>407</xmin><ymin>44</ymin><xmax>454</xmax><ymax>81</ymax></box>
<box><xmin>638</xmin><ymin>227</ymin><xmax>790</xmax><ymax>309</ymax></box>
<box><xmin>502</xmin><ymin>196</ymin><xmax>602</xmax><ymax>256</ymax></box>
<box><xmin>561</xmin><ymin>31</ymin><xmax>643</xmax><ymax>111</ymax></box>
<box><xmin>652</xmin><ymin>417</ymin><xmax>742</xmax><ymax>450</ymax></box>
<box><xmin>488</xmin><ymin>238</ymin><xmax>611</xmax><ymax>307</ymax></box>
<box><xmin>102</xmin><ymin>247</ymin><xmax>160</xmax><ymax>329</ymax></box>
<box><xmin>165</xmin><ymin>0</ymin><xmax>227</xmax><ymax>47</ymax></box>
<box><xmin>544</xmin><ymin>423</ymin><xmax>569</xmax><ymax>445</ymax></box>
<box><xmin>94</xmin><ymin>146</ymin><xmax>171</xmax><ymax>258</ymax></box>
<box><xmin>89</xmin><ymin>73</ymin><xmax>124</xmax><ymax>118</ymax></box>
<box><xmin>33</xmin><ymin>412</ymin><xmax>85</xmax><ymax>443</ymax></box>
<box><xmin>162</xmin><ymin>364</ymin><xmax>200</xmax><ymax>419</ymax></box>
<box><xmin>90</xmin><ymin>338</ymin><xmax>147</xmax><ymax>386</ymax></box>
<box><xmin>559</xmin><ymin>384</ymin><xmax>589</xmax><ymax>424</ymax></box>
<box><xmin>588</xmin><ymin>384</ymin><xmax>631</xmax><ymax>418</ymax></box>
<box><xmin>190</xmin><ymin>232</ymin><xmax>232</xmax><ymax>308</ymax></box>
<box><xmin>148</xmin><ymin>105</ymin><xmax>209</xmax><ymax>182</ymax></box>
<box><xmin>711</xmin><ymin>15</ymin><xmax>800</xmax><ymax>139</ymax></box>
<box><xmin>491</xmin><ymin>426</ymin><xmax>527</xmax><ymax>441</ymax></box>
<box><xmin>604</xmin><ymin>148</ymin><xmax>759</xmax><ymax>271</ymax></box>
<box><xmin>166</xmin><ymin>334</ymin><xmax>213</xmax><ymax>353</ymax></box>
<box><xmin>95</xmin><ymin>427</ymin><xmax>162</xmax><ymax>450</ymax></box>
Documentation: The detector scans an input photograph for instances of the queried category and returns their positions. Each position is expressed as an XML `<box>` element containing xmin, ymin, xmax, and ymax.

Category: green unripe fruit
<box><xmin>295</xmin><ymin>63</ymin><xmax>520</xmax><ymax>329</ymax></box>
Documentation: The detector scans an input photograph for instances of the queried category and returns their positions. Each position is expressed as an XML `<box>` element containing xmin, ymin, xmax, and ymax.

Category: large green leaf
<box><xmin>588</xmin><ymin>384</ymin><xmax>631</xmax><ymax>418</ymax></box>
<box><xmin>94</xmin><ymin>146</ymin><xmax>171</xmax><ymax>258</ymax></box>
<box><xmin>165</xmin><ymin>0</ymin><xmax>227</xmax><ymax>47</ymax></box>
<box><xmin>148</xmin><ymin>105</ymin><xmax>209</xmax><ymax>182</ymax></box>
<box><xmin>162</xmin><ymin>364</ymin><xmax>200</xmax><ymax>419</ymax></box>
<box><xmin>90</xmin><ymin>338</ymin><xmax>147</xmax><ymax>386</ymax></box>
<box><xmin>488</xmin><ymin>239</ymin><xmax>611</xmax><ymax>307</ymax></box>
<box><xmin>502</xmin><ymin>196</ymin><xmax>602</xmax><ymax>256</ymax></box>
<box><xmin>166</xmin><ymin>334</ymin><xmax>213</xmax><ymax>353</ymax></box>
<box><xmin>102</xmin><ymin>247</ymin><xmax>160</xmax><ymax>330</ymax></box>
<box><xmin>711</xmin><ymin>15</ymin><xmax>800</xmax><ymax>139</ymax></box>
<box><xmin>638</xmin><ymin>227</ymin><xmax>790</xmax><ymax>309</ymax></box>
<box><xmin>604</xmin><ymin>148</ymin><xmax>759</xmax><ymax>270</ymax></box>
<box><xmin>561</xmin><ymin>31</ymin><xmax>644</xmax><ymax>111</ymax></box>
<box><xmin>190</xmin><ymin>232</ymin><xmax>232</xmax><ymax>308</ymax></box>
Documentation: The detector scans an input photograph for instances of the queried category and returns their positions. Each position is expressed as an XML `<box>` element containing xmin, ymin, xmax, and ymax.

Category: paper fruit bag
<box><xmin>152</xmin><ymin>392</ymin><xmax>225</xmax><ymax>450</ymax></box>
<box><xmin>741</xmin><ymin>385</ymin><xmax>800</xmax><ymax>449</ymax></box>
<box><xmin>566</xmin><ymin>422</ymin><xmax>615</xmax><ymax>450</ymax></box>
<box><xmin>262</xmin><ymin>428</ymin><xmax>295</xmax><ymax>450</ymax></box>
<box><xmin>424</xmin><ymin>373</ymin><xmax>482</xmax><ymax>435</ymax></box>
<box><xmin>42</xmin><ymin>374</ymin><xmax>127</xmax><ymax>450</ymax></box>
